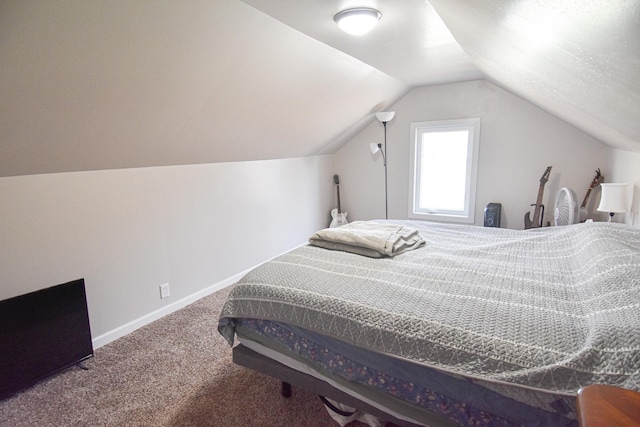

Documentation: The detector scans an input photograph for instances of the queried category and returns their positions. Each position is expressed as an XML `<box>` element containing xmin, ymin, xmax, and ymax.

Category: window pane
<box><xmin>419</xmin><ymin>130</ymin><xmax>469</xmax><ymax>212</ymax></box>
<box><xmin>408</xmin><ymin>117</ymin><xmax>480</xmax><ymax>224</ymax></box>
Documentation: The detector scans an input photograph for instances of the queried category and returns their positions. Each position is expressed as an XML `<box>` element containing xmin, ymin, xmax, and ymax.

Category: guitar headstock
<box><xmin>540</xmin><ymin>166</ymin><xmax>552</xmax><ymax>184</ymax></box>
<box><xmin>333</xmin><ymin>174</ymin><xmax>340</xmax><ymax>185</ymax></box>
<box><xmin>590</xmin><ymin>168</ymin><xmax>604</xmax><ymax>189</ymax></box>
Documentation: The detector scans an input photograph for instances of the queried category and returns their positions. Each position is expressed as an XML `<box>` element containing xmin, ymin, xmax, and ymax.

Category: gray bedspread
<box><xmin>219</xmin><ymin>221</ymin><xmax>640</xmax><ymax>395</ymax></box>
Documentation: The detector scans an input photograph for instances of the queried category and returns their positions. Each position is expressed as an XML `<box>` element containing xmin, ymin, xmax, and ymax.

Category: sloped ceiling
<box><xmin>429</xmin><ymin>0</ymin><xmax>640</xmax><ymax>153</ymax></box>
<box><xmin>0</xmin><ymin>0</ymin><xmax>408</xmax><ymax>177</ymax></box>
<box><xmin>246</xmin><ymin>0</ymin><xmax>640</xmax><ymax>152</ymax></box>
<box><xmin>1</xmin><ymin>0</ymin><xmax>639</xmax><ymax>177</ymax></box>
<box><xmin>241</xmin><ymin>0</ymin><xmax>484</xmax><ymax>87</ymax></box>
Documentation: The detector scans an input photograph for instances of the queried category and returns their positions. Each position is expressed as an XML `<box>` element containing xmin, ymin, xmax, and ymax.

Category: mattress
<box><xmin>233</xmin><ymin>318</ymin><xmax>577</xmax><ymax>426</ymax></box>
<box><xmin>219</xmin><ymin>220</ymin><xmax>640</xmax><ymax>426</ymax></box>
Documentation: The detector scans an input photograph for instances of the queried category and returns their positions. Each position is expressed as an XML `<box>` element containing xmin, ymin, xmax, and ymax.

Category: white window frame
<box><xmin>408</xmin><ymin>118</ymin><xmax>481</xmax><ymax>224</ymax></box>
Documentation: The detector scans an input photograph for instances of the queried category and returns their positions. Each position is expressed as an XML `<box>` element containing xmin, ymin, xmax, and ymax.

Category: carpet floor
<box><xmin>0</xmin><ymin>285</ymin><xmax>366</xmax><ymax>427</ymax></box>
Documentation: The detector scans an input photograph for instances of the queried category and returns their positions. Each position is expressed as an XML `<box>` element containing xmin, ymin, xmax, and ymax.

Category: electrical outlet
<box><xmin>159</xmin><ymin>283</ymin><xmax>170</xmax><ymax>299</ymax></box>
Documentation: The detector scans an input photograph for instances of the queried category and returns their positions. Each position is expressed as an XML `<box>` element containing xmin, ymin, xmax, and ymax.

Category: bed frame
<box><xmin>232</xmin><ymin>344</ymin><xmax>457</xmax><ymax>427</ymax></box>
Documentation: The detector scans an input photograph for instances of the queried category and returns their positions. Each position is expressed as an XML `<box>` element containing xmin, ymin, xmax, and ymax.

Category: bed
<box><xmin>218</xmin><ymin>220</ymin><xmax>640</xmax><ymax>426</ymax></box>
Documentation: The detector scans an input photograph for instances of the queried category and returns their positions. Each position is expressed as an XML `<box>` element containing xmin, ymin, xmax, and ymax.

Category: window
<box><xmin>408</xmin><ymin>118</ymin><xmax>481</xmax><ymax>223</ymax></box>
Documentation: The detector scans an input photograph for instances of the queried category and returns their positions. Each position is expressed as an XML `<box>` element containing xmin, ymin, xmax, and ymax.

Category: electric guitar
<box><xmin>579</xmin><ymin>168</ymin><xmax>604</xmax><ymax>222</ymax></box>
<box><xmin>329</xmin><ymin>174</ymin><xmax>348</xmax><ymax>228</ymax></box>
<box><xmin>524</xmin><ymin>166</ymin><xmax>552</xmax><ymax>229</ymax></box>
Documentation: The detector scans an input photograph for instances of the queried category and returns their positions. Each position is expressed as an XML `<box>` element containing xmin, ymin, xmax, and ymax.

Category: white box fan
<box><xmin>554</xmin><ymin>187</ymin><xmax>579</xmax><ymax>226</ymax></box>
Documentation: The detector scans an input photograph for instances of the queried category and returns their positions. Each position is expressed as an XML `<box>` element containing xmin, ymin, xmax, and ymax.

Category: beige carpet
<box><xmin>0</xmin><ymin>286</ymin><xmax>363</xmax><ymax>427</ymax></box>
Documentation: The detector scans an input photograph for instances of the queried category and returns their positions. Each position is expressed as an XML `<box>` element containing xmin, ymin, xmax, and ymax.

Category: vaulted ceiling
<box><xmin>1</xmin><ymin>0</ymin><xmax>638</xmax><ymax>177</ymax></box>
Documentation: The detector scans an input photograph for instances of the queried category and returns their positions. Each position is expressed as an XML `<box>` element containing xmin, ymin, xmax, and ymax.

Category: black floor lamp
<box><xmin>369</xmin><ymin>111</ymin><xmax>395</xmax><ymax>219</ymax></box>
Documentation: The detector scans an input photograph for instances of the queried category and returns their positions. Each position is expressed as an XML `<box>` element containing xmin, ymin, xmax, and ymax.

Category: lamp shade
<box><xmin>334</xmin><ymin>8</ymin><xmax>381</xmax><ymax>36</ymax></box>
<box><xmin>375</xmin><ymin>111</ymin><xmax>395</xmax><ymax>123</ymax></box>
<box><xmin>370</xmin><ymin>143</ymin><xmax>380</xmax><ymax>154</ymax></box>
<box><xmin>597</xmin><ymin>183</ymin><xmax>629</xmax><ymax>213</ymax></box>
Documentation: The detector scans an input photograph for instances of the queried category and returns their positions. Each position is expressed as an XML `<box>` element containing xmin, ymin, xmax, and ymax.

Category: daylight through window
<box><xmin>409</xmin><ymin>118</ymin><xmax>480</xmax><ymax>223</ymax></box>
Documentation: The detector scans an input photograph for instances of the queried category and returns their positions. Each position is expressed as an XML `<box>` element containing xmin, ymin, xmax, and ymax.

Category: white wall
<box><xmin>607</xmin><ymin>149</ymin><xmax>640</xmax><ymax>226</ymax></box>
<box><xmin>335</xmin><ymin>80</ymin><xmax>610</xmax><ymax>229</ymax></box>
<box><xmin>0</xmin><ymin>155</ymin><xmax>334</xmax><ymax>346</ymax></box>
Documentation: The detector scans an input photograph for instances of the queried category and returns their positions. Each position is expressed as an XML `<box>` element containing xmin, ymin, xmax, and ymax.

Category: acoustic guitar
<box><xmin>579</xmin><ymin>169</ymin><xmax>604</xmax><ymax>222</ymax></box>
<box><xmin>330</xmin><ymin>174</ymin><xmax>348</xmax><ymax>228</ymax></box>
<box><xmin>524</xmin><ymin>166</ymin><xmax>552</xmax><ymax>229</ymax></box>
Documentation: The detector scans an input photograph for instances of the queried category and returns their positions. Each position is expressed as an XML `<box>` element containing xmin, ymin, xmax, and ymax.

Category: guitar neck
<box><xmin>581</xmin><ymin>188</ymin><xmax>592</xmax><ymax>208</ymax></box>
<box><xmin>336</xmin><ymin>184</ymin><xmax>341</xmax><ymax>213</ymax></box>
<box><xmin>532</xmin><ymin>183</ymin><xmax>546</xmax><ymax>224</ymax></box>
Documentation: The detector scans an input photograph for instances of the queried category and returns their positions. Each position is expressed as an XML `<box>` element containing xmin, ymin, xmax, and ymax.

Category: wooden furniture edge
<box><xmin>577</xmin><ymin>384</ymin><xmax>640</xmax><ymax>427</ymax></box>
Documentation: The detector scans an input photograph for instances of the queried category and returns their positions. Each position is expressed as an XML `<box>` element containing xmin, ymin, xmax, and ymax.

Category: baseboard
<box><xmin>91</xmin><ymin>269</ymin><xmax>250</xmax><ymax>349</ymax></box>
<box><xmin>91</xmin><ymin>242</ymin><xmax>309</xmax><ymax>350</ymax></box>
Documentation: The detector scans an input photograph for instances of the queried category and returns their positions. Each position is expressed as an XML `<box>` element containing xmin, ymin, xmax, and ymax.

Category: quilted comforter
<box><xmin>219</xmin><ymin>221</ymin><xmax>640</xmax><ymax>395</ymax></box>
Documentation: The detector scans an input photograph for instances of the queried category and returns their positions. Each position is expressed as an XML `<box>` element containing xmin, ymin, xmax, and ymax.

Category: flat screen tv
<box><xmin>0</xmin><ymin>278</ymin><xmax>93</xmax><ymax>400</ymax></box>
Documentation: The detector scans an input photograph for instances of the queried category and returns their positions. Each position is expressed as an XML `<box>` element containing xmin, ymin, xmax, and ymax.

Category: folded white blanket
<box><xmin>309</xmin><ymin>221</ymin><xmax>425</xmax><ymax>258</ymax></box>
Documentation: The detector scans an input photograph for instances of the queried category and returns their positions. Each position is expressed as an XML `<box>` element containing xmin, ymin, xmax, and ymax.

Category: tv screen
<box><xmin>0</xmin><ymin>278</ymin><xmax>93</xmax><ymax>400</ymax></box>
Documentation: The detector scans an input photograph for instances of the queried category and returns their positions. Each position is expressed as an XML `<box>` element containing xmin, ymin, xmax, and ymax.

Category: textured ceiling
<box><xmin>246</xmin><ymin>0</ymin><xmax>640</xmax><ymax>153</ymax></box>
<box><xmin>429</xmin><ymin>0</ymin><xmax>640</xmax><ymax>152</ymax></box>
<box><xmin>0</xmin><ymin>0</ymin><xmax>408</xmax><ymax>176</ymax></box>
<box><xmin>0</xmin><ymin>0</ymin><xmax>638</xmax><ymax>177</ymax></box>
<box><xmin>241</xmin><ymin>0</ymin><xmax>484</xmax><ymax>87</ymax></box>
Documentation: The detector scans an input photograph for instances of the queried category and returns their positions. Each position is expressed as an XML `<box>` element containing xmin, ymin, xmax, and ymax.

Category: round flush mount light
<box><xmin>333</xmin><ymin>7</ymin><xmax>381</xmax><ymax>36</ymax></box>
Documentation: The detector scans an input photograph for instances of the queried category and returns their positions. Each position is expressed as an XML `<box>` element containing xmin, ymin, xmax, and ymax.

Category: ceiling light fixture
<box><xmin>333</xmin><ymin>7</ymin><xmax>381</xmax><ymax>36</ymax></box>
